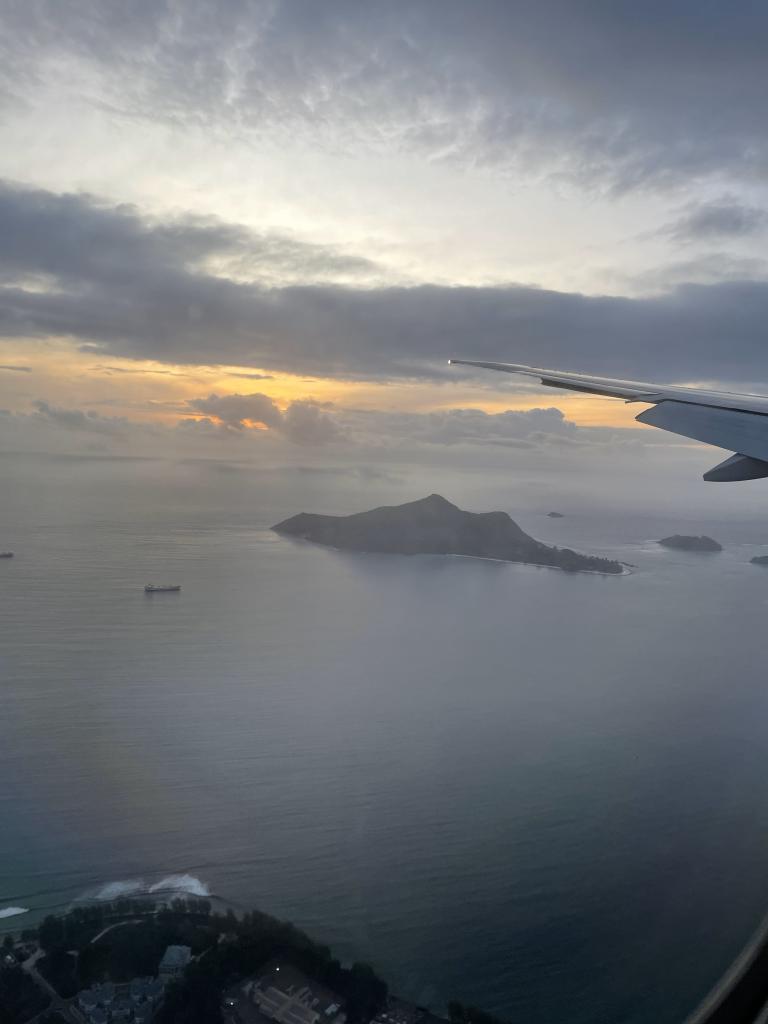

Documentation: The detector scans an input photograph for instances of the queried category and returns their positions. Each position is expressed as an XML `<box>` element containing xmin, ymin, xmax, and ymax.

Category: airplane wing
<box><xmin>449</xmin><ymin>359</ymin><xmax>768</xmax><ymax>482</ymax></box>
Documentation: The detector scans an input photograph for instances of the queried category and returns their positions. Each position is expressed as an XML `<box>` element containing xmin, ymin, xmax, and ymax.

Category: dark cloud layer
<box><xmin>0</xmin><ymin>179</ymin><xmax>375</xmax><ymax>289</ymax></box>
<box><xmin>4</xmin><ymin>180</ymin><xmax>768</xmax><ymax>386</ymax></box>
<box><xmin>4</xmin><ymin>1</ymin><xmax>768</xmax><ymax>190</ymax></box>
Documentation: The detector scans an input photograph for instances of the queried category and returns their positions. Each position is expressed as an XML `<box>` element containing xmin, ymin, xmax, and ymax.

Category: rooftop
<box><xmin>252</xmin><ymin>962</ymin><xmax>345</xmax><ymax>1024</ymax></box>
<box><xmin>159</xmin><ymin>945</ymin><xmax>192</xmax><ymax>969</ymax></box>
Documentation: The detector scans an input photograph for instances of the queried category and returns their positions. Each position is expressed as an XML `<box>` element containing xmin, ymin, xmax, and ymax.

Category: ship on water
<box><xmin>144</xmin><ymin>584</ymin><xmax>181</xmax><ymax>593</ymax></box>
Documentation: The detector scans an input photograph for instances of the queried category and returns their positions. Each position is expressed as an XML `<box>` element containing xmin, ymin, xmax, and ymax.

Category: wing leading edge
<box><xmin>449</xmin><ymin>359</ymin><xmax>768</xmax><ymax>482</ymax></box>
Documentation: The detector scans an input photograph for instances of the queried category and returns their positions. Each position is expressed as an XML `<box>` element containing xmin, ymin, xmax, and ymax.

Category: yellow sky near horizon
<box><xmin>0</xmin><ymin>340</ymin><xmax>647</xmax><ymax>431</ymax></box>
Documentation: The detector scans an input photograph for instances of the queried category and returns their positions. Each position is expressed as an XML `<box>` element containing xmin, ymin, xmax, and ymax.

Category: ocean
<box><xmin>3</xmin><ymin>453</ymin><xmax>768</xmax><ymax>1024</ymax></box>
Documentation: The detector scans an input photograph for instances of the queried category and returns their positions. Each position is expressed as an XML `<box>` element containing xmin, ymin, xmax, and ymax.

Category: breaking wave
<box><xmin>149</xmin><ymin>874</ymin><xmax>210</xmax><ymax>897</ymax></box>
<box><xmin>91</xmin><ymin>880</ymin><xmax>146</xmax><ymax>901</ymax></box>
<box><xmin>84</xmin><ymin>874</ymin><xmax>210</xmax><ymax>902</ymax></box>
<box><xmin>0</xmin><ymin>906</ymin><xmax>29</xmax><ymax>919</ymax></box>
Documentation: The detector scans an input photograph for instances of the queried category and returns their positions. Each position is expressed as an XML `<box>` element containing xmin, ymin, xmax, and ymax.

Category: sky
<box><xmin>2</xmin><ymin>1</ymin><xmax>768</xmax><ymax>485</ymax></box>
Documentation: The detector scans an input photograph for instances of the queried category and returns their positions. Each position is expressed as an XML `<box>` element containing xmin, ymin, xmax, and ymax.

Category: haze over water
<box><xmin>4</xmin><ymin>455</ymin><xmax>768</xmax><ymax>1024</ymax></box>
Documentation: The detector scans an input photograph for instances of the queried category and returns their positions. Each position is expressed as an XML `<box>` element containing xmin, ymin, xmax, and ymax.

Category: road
<box><xmin>22</xmin><ymin>948</ymin><xmax>82</xmax><ymax>1024</ymax></box>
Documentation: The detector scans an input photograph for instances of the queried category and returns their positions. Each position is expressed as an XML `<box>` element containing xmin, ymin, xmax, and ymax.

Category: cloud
<box><xmin>93</xmin><ymin>365</ymin><xmax>195</xmax><ymax>377</ymax></box>
<box><xmin>32</xmin><ymin>400</ymin><xmax>129</xmax><ymax>436</ymax></box>
<box><xmin>225</xmin><ymin>372</ymin><xmax>274</xmax><ymax>380</ymax></box>
<box><xmin>5</xmin><ymin>2</ymin><xmax>768</xmax><ymax>191</ymax></box>
<box><xmin>628</xmin><ymin>253</ymin><xmax>768</xmax><ymax>293</ymax></box>
<box><xmin>7</xmin><ymin>180</ymin><xmax>768</xmax><ymax>387</ymax></box>
<box><xmin>281</xmin><ymin>401</ymin><xmax>341</xmax><ymax>444</ymax></box>
<box><xmin>3</xmin><ymin>387</ymin><xmax>668</xmax><ymax>467</ymax></box>
<box><xmin>0</xmin><ymin>179</ymin><xmax>378</xmax><ymax>289</ymax></box>
<box><xmin>185</xmin><ymin>393</ymin><xmax>582</xmax><ymax>448</ymax></box>
<box><xmin>188</xmin><ymin>392</ymin><xmax>284</xmax><ymax>430</ymax></box>
<box><xmin>343</xmin><ymin>406</ymin><xmax>579</xmax><ymax>447</ymax></box>
<box><xmin>187</xmin><ymin>391</ymin><xmax>340</xmax><ymax>443</ymax></box>
<box><xmin>660</xmin><ymin>197</ymin><xmax>768</xmax><ymax>244</ymax></box>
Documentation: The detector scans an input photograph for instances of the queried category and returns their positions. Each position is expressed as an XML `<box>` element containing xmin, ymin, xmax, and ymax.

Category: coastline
<box><xmin>277</xmin><ymin>535</ymin><xmax>628</xmax><ymax>576</ymax></box>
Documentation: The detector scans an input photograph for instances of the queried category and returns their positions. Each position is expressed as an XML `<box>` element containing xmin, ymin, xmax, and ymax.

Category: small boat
<box><xmin>144</xmin><ymin>584</ymin><xmax>181</xmax><ymax>593</ymax></box>
<box><xmin>0</xmin><ymin>552</ymin><xmax>13</xmax><ymax>558</ymax></box>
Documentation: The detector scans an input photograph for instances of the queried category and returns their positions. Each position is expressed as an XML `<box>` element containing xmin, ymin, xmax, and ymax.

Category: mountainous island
<box><xmin>272</xmin><ymin>494</ymin><xmax>623</xmax><ymax>574</ymax></box>
<box><xmin>658</xmin><ymin>535</ymin><xmax>723</xmax><ymax>552</ymax></box>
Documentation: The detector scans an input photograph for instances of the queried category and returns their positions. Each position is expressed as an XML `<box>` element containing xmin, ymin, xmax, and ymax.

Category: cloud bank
<box><xmin>3</xmin><ymin>180</ymin><xmax>768</xmax><ymax>388</ymax></box>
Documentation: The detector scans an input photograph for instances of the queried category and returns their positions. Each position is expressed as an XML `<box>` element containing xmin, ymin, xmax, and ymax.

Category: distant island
<box><xmin>272</xmin><ymin>494</ymin><xmax>623</xmax><ymax>574</ymax></box>
<box><xmin>750</xmin><ymin>555</ymin><xmax>768</xmax><ymax>565</ymax></box>
<box><xmin>546</xmin><ymin>512</ymin><xmax>565</xmax><ymax>518</ymax></box>
<box><xmin>658</xmin><ymin>535</ymin><xmax>723</xmax><ymax>552</ymax></box>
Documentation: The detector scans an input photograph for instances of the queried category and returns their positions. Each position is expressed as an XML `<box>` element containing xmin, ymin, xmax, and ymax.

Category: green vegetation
<box><xmin>37</xmin><ymin>949</ymin><xmax>79</xmax><ymax>998</ymax></box>
<box><xmin>25</xmin><ymin>900</ymin><xmax>388</xmax><ymax>1024</ymax></box>
<box><xmin>0</xmin><ymin>964</ymin><xmax>50</xmax><ymax>1024</ymax></box>
<box><xmin>4</xmin><ymin>903</ymin><xmax>507</xmax><ymax>1024</ymax></box>
<box><xmin>37</xmin><ymin>899</ymin><xmax>213</xmax><ymax>955</ymax></box>
<box><xmin>36</xmin><ymin>899</ymin><xmax>217</xmax><ymax>992</ymax></box>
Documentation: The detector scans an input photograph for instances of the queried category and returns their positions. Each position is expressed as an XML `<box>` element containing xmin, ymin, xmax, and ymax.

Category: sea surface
<box><xmin>4</xmin><ymin>454</ymin><xmax>768</xmax><ymax>1024</ymax></box>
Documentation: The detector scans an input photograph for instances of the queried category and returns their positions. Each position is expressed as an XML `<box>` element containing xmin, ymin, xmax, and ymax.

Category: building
<box><xmin>94</xmin><ymin>983</ymin><xmax>116</xmax><ymax>1007</ymax></box>
<box><xmin>250</xmin><ymin>963</ymin><xmax>346</xmax><ymax>1024</ymax></box>
<box><xmin>130</xmin><ymin>978</ymin><xmax>153</xmax><ymax>1003</ymax></box>
<box><xmin>159</xmin><ymin>945</ymin><xmax>192</xmax><ymax>980</ymax></box>
<box><xmin>76</xmin><ymin>975</ymin><xmax>164</xmax><ymax>1024</ymax></box>
<box><xmin>112</xmin><ymin>997</ymin><xmax>133</xmax><ymax>1021</ymax></box>
<box><xmin>79</xmin><ymin>990</ymin><xmax>99</xmax><ymax>1014</ymax></box>
<box><xmin>146</xmin><ymin>978</ymin><xmax>165</xmax><ymax>1004</ymax></box>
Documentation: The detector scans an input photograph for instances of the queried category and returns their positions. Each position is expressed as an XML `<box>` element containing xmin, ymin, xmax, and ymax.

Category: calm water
<box><xmin>4</xmin><ymin>455</ymin><xmax>768</xmax><ymax>1024</ymax></box>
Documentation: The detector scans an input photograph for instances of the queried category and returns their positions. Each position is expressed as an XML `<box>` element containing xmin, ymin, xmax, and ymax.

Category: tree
<box><xmin>343</xmin><ymin>962</ymin><xmax>388</xmax><ymax>1023</ymax></box>
<box><xmin>38</xmin><ymin>916</ymin><xmax>65</xmax><ymax>954</ymax></box>
<box><xmin>0</xmin><ymin>965</ymin><xmax>50</xmax><ymax>1024</ymax></box>
<box><xmin>157</xmin><ymin>963</ymin><xmax>223</xmax><ymax>1024</ymax></box>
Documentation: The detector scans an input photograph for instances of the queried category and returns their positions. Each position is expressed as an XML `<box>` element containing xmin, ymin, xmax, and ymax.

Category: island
<box><xmin>750</xmin><ymin>555</ymin><xmax>768</xmax><ymax>566</ymax></box>
<box><xmin>272</xmin><ymin>494</ymin><xmax>623</xmax><ymax>574</ymax></box>
<box><xmin>546</xmin><ymin>512</ymin><xmax>565</xmax><ymax>518</ymax></box>
<box><xmin>658</xmin><ymin>535</ymin><xmax>723</xmax><ymax>552</ymax></box>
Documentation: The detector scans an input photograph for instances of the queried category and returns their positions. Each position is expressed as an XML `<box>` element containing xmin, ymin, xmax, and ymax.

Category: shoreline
<box><xmin>277</xmin><ymin>535</ymin><xmax>628</xmax><ymax>577</ymax></box>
